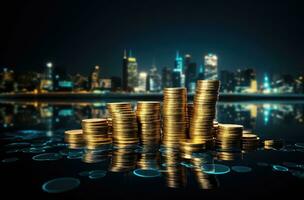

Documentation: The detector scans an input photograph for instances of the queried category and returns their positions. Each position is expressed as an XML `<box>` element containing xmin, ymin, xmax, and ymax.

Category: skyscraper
<box><xmin>122</xmin><ymin>50</ymin><xmax>138</xmax><ymax>92</ymax></box>
<box><xmin>90</xmin><ymin>65</ymin><xmax>100</xmax><ymax>90</ymax></box>
<box><xmin>137</xmin><ymin>72</ymin><xmax>148</xmax><ymax>92</ymax></box>
<box><xmin>204</xmin><ymin>53</ymin><xmax>218</xmax><ymax>80</ymax></box>
<box><xmin>220</xmin><ymin>70</ymin><xmax>235</xmax><ymax>93</ymax></box>
<box><xmin>40</xmin><ymin>62</ymin><xmax>54</xmax><ymax>91</ymax></box>
<box><xmin>173</xmin><ymin>51</ymin><xmax>184</xmax><ymax>87</ymax></box>
<box><xmin>147</xmin><ymin>64</ymin><xmax>161</xmax><ymax>92</ymax></box>
<box><xmin>162</xmin><ymin>67</ymin><xmax>173</xmax><ymax>89</ymax></box>
<box><xmin>184</xmin><ymin>54</ymin><xmax>197</xmax><ymax>93</ymax></box>
<box><xmin>235</xmin><ymin>68</ymin><xmax>257</xmax><ymax>93</ymax></box>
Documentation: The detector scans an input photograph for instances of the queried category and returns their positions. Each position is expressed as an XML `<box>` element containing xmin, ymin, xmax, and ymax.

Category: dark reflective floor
<box><xmin>0</xmin><ymin>100</ymin><xmax>304</xmax><ymax>199</ymax></box>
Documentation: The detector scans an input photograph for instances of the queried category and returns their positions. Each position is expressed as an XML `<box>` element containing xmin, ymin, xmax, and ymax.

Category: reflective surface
<box><xmin>1</xmin><ymin>100</ymin><xmax>304</xmax><ymax>198</ymax></box>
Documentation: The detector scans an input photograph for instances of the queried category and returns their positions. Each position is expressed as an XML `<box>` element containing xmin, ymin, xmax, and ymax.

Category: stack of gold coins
<box><xmin>107</xmin><ymin>117</ymin><xmax>113</xmax><ymax>134</ymax></box>
<box><xmin>179</xmin><ymin>139</ymin><xmax>207</xmax><ymax>159</ymax></box>
<box><xmin>107</xmin><ymin>102</ymin><xmax>138</xmax><ymax>148</ymax></box>
<box><xmin>109</xmin><ymin>149</ymin><xmax>137</xmax><ymax>172</ymax></box>
<box><xmin>264</xmin><ymin>139</ymin><xmax>284</xmax><ymax>150</ymax></box>
<box><xmin>64</xmin><ymin>129</ymin><xmax>85</xmax><ymax>149</ymax></box>
<box><xmin>136</xmin><ymin>101</ymin><xmax>161</xmax><ymax>146</ymax></box>
<box><xmin>187</xmin><ymin>103</ymin><xmax>194</xmax><ymax>129</ymax></box>
<box><xmin>81</xmin><ymin>118</ymin><xmax>112</xmax><ymax>149</ymax></box>
<box><xmin>162</xmin><ymin>88</ymin><xmax>188</xmax><ymax>148</ymax></box>
<box><xmin>212</xmin><ymin>121</ymin><xmax>219</xmax><ymax>138</ymax></box>
<box><xmin>189</xmin><ymin>80</ymin><xmax>220</xmax><ymax>145</ymax></box>
<box><xmin>216</xmin><ymin>124</ymin><xmax>243</xmax><ymax>151</ymax></box>
<box><xmin>242</xmin><ymin>130</ymin><xmax>260</xmax><ymax>151</ymax></box>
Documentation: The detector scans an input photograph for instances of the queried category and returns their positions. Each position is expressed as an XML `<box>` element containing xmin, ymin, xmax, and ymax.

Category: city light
<box><xmin>46</xmin><ymin>62</ymin><xmax>53</xmax><ymax>68</ymax></box>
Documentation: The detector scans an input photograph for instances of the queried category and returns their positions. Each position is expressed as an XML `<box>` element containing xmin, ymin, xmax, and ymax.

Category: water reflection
<box><xmin>1</xmin><ymin>100</ymin><xmax>304</xmax><ymax>195</ymax></box>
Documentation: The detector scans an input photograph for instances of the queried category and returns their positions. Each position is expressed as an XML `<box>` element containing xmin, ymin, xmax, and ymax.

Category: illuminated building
<box><xmin>184</xmin><ymin>54</ymin><xmax>197</xmax><ymax>93</ymax></box>
<box><xmin>0</xmin><ymin>68</ymin><xmax>15</xmax><ymax>92</ymax></box>
<box><xmin>174</xmin><ymin>51</ymin><xmax>183</xmax><ymax>73</ymax></box>
<box><xmin>72</xmin><ymin>74</ymin><xmax>89</xmax><ymax>91</ymax></box>
<box><xmin>122</xmin><ymin>49</ymin><xmax>138</xmax><ymax>91</ymax></box>
<box><xmin>54</xmin><ymin>66</ymin><xmax>73</xmax><ymax>91</ymax></box>
<box><xmin>173</xmin><ymin>51</ymin><xmax>184</xmax><ymax>87</ymax></box>
<box><xmin>235</xmin><ymin>68</ymin><xmax>257</xmax><ymax>93</ymax></box>
<box><xmin>263</xmin><ymin>74</ymin><xmax>271</xmax><ymax>93</ymax></box>
<box><xmin>100</xmin><ymin>79</ymin><xmax>112</xmax><ymax>90</ymax></box>
<box><xmin>136</xmin><ymin>72</ymin><xmax>148</xmax><ymax>92</ymax></box>
<box><xmin>197</xmin><ymin>64</ymin><xmax>205</xmax><ymax>80</ymax></box>
<box><xmin>147</xmin><ymin>65</ymin><xmax>161</xmax><ymax>92</ymax></box>
<box><xmin>272</xmin><ymin>74</ymin><xmax>295</xmax><ymax>93</ymax></box>
<box><xmin>162</xmin><ymin>67</ymin><xmax>173</xmax><ymax>89</ymax></box>
<box><xmin>295</xmin><ymin>75</ymin><xmax>304</xmax><ymax>93</ymax></box>
<box><xmin>40</xmin><ymin>62</ymin><xmax>54</xmax><ymax>92</ymax></box>
<box><xmin>172</xmin><ymin>70</ymin><xmax>182</xmax><ymax>87</ymax></box>
<box><xmin>90</xmin><ymin>65</ymin><xmax>100</xmax><ymax>90</ymax></box>
<box><xmin>220</xmin><ymin>70</ymin><xmax>235</xmax><ymax>93</ymax></box>
<box><xmin>204</xmin><ymin>53</ymin><xmax>218</xmax><ymax>80</ymax></box>
<box><xmin>16</xmin><ymin>71</ymin><xmax>40</xmax><ymax>92</ymax></box>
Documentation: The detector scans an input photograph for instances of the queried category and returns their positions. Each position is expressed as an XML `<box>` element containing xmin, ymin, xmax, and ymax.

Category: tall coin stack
<box><xmin>189</xmin><ymin>80</ymin><xmax>220</xmax><ymax>145</ymax></box>
<box><xmin>81</xmin><ymin>118</ymin><xmax>111</xmax><ymax>150</ymax></box>
<box><xmin>162</xmin><ymin>88</ymin><xmax>188</xmax><ymax>148</ymax></box>
<box><xmin>136</xmin><ymin>101</ymin><xmax>161</xmax><ymax>146</ymax></box>
<box><xmin>216</xmin><ymin>124</ymin><xmax>243</xmax><ymax>151</ymax></box>
<box><xmin>107</xmin><ymin>102</ymin><xmax>139</xmax><ymax>148</ymax></box>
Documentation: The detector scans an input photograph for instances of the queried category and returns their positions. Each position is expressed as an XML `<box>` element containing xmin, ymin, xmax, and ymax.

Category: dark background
<box><xmin>1</xmin><ymin>0</ymin><xmax>303</xmax><ymax>79</ymax></box>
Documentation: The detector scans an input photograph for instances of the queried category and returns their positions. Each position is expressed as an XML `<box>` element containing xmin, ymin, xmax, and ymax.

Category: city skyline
<box><xmin>1</xmin><ymin>0</ymin><xmax>304</xmax><ymax>77</ymax></box>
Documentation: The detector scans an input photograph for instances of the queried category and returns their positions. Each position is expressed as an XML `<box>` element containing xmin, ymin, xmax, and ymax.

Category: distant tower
<box><xmin>122</xmin><ymin>49</ymin><xmax>138</xmax><ymax>91</ymax></box>
<box><xmin>173</xmin><ymin>51</ymin><xmax>184</xmax><ymax>87</ymax></box>
<box><xmin>162</xmin><ymin>67</ymin><xmax>173</xmax><ymax>89</ymax></box>
<box><xmin>148</xmin><ymin>64</ymin><xmax>161</xmax><ymax>92</ymax></box>
<box><xmin>204</xmin><ymin>53</ymin><xmax>218</xmax><ymax>80</ymax></box>
<box><xmin>122</xmin><ymin>49</ymin><xmax>128</xmax><ymax>91</ymax></box>
<box><xmin>40</xmin><ymin>62</ymin><xmax>54</xmax><ymax>91</ymax></box>
<box><xmin>263</xmin><ymin>74</ymin><xmax>271</xmax><ymax>93</ymax></box>
<box><xmin>184</xmin><ymin>54</ymin><xmax>197</xmax><ymax>93</ymax></box>
<box><xmin>90</xmin><ymin>65</ymin><xmax>100</xmax><ymax>90</ymax></box>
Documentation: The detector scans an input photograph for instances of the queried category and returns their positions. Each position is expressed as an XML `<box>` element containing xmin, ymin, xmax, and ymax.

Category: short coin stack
<box><xmin>64</xmin><ymin>129</ymin><xmax>85</xmax><ymax>149</ymax></box>
<box><xmin>136</xmin><ymin>101</ymin><xmax>161</xmax><ymax>146</ymax></box>
<box><xmin>242</xmin><ymin>131</ymin><xmax>260</xmax><ymax>151</ymax></box>
<box><xmin>189</xmin><ymin>80</ymin><xmax>220</xmax><ymax>145</ymax></box>
<box><xmin>264</xmin><ymin>139</ymin><xmax>284</xmax><ymax>150</ymax></box>
<box><xmin>216</xmin><ymin>124</ymin><xmax>243</xmax><ymax>151</ymax></box>
<box><xmin>162</xmin><ymin>88</ymin><xmax>188</xmax><ymax>147</ymax></box>
<box><xmin>107</xmin><ymin>102</ymin><xmax>139</xmax><ymax>148</ymax></box>
<box><xmin>81</xmin><ymin>118</ymin><xmax>111</xmax><ymax>149</ymax></box>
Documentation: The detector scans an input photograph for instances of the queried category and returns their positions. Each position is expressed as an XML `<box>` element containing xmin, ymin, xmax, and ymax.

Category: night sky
<box><xmin>1</xmin><ymin>0</ymin><xmax>303</xmax><ymax>79</ymax></box>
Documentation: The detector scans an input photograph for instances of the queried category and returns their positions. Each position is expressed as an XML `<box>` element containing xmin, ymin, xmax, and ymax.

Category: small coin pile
<box><xmin>189</xmin><ymin>80</ymin><xmax>220</xmax><ymax>145</ymax></box>
<box><xmin>242</xmin><ymin>130</ymin><xmax>260</xmax><ymax>151</ymax></box>
<box><xmin>64</xmin><ymin>129</ymin><xmax>84</xmax><ymax>149</ymax></box>
<box><xmin>81</xmin><ymin>118</ymin><xmax>111</xmax><ymax>150</ymax></box>
<box><xmin>162</xmin><ymin>88</ymin><xmax>188</xmax><ymax>147</ymax></box>
<box><xmin>136</xmin><ymin>101</ymin><xmax>161</xmax><ymax>146</ymax></box>
<box><xmin>179</xmin><ymin>139</ymin><xmax>206</xmax><ymax>159</ymax></box>
<box><xmin>264</xmin><ymin>139</ymin><xmax>284</xmax><ymax>150</ymax></box>
<box><xmin>215</xmin><ymin>124</ymin><xmax>243</xmax><ymax>151</ymax></box>
<box><xmin>107</xmin><ymin>102</ymin><xmax>138</xmax><ymax>148</ymax></box>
